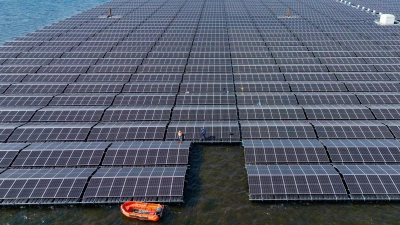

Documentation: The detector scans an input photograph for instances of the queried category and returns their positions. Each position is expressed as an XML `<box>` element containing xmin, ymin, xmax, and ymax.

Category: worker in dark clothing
<box><xmin>201</xmin><ymin>128</ymin><xmax>206</xmax><ymax>140</ymax></box>
<box><xmin>178</xmin><ymin>130</ymin><xmax>183</xmax><ymax>141</ymax></box>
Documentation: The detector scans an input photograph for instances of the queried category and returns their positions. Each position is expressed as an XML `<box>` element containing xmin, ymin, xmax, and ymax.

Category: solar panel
<box><xmin>242</xmin><ymin>139</ymin><xmax>328</xmax><ymax>164</ymax></box>
<box><xmin>235</xmin><ymin>82</ymin><xmax>290</xmax><ymax>92</ymax></box>
<box><xmin>241</xmin><ymin>121</ymin><xmax>316</xmax><ymax>139</ymax></box>
<box><xmin>284</xmin><ymin>73</ymin><xmax>337</xmax><ymax>81</ymax></box>
<box><xmin>180</xmin><ymin>82</ymin><xmax>235</xmax><ymax>93</ymax></box>
<box><xmin>367</xmin><ymin>105</ymin><xmax>400</xmax><ymax>119</ymax></box>
<box><xmin>77</xmin><ymin>74</ymin><xmax>131</xmax><ymax>82</ymax></box>
<box><xmin>0</xmin><ymin>95</ymin><xmax>53</xmax><ymax>107</ymax></box>
<box><xmin>183</xmin><ymin>73</ymin><xmax>233</xmax><ymax>82</ymax></box>
<box><xmin>8</xmin><ymin>122</ymin><xmax>96</xmax><ymax>142</ymax></box>
<box><xmin>5</xmin><ymin>83</ymin><xmax>68</xmax><ymax>94</ymax></box>
<box><xmin>289</xmin><ymin>82</ymin><xmax>347</xmax><ymax>92</ymax></box>
<box><xmin>335</xmin><ymin>165</ymin><xmax>400</xmax><ymax>200</ymax></box>
<box><xmin>172</xmin><ymin>105</ymin><xmax>237</xmax><ymax>121</ymax></box>
<box><xmin>237</xmin><ymin>93</ymin><xmax>298</xmax><ymax>105</ymax></box>
<box><xmin>12</xmin><ymin>142</ymin><xmax>109</xmax><ymax>167</ymax></box>
<box><xmin>322</xmin><ymin>139</ymin><xmax>400</xmax><ymax>163</ymax></box>
<box><xmin>344</xmin><ymin>82</ymin><xmax>400</xmax><ymax>92</ymax></box>
<box><xmin>83</xmin><ymin>167</ymin><xmax>187</xmax><ymax>203</ymax></box>
<box><xmin>23</xmin><ymin>74</ymin><xmax>79</xmax><ymax>82</ymax></box>
<box><xmin>49</xmin><ymin>94</ymin><xmax>116</xmax><ymax>106</ymax></box>
<box><xmin>102</xmin><ymin>106</ymin><xmax>172</xmax><ymax>121</ymax></box>
<box><xmin>295</xmin><ymin>93</ymin><xmax>359</xmax><ymax>104</ymax></box>
<box><xmin>0</xmin><ymin>107</ymin><xmax>40</xmax><ymax>122</ymax></box>
<box><xmin>113</xmin><ymin>93</ymin><xmax>176</xmax><ymax>106</ymax></box>
<box><xmin>102</xmin><ymin>141</ymin><xmax>190</xmax><ymax>166</ymax></box>
<box><xmin>246</xmin><ymin>165</ymin><xmax>347</xmax><ymax>201</ymax></box>
<box><xmin>382</xmin><ymin>121</ymin><xmax>400</xmax><ymax>138</ymax></box>
<box><xmin>88</xmin><ymin>122</ymin><xmax>168</xmax><ymax>141</ymax></box>
<box><xmin>131</xmin><ymin>74</ymin><xmax>182</xmax><ymax>82</ymax></box>
<box><xmin>123</xmin><ymin>82</ymin><xmax>180</xmax><ymax>93</ymax></box>
<box><xmin>335</xmin><ymin>73</ymin><xmax>390</xmax><ymax>81</ymax></box>
<box><xmin>0</xmin><ymin>143</ymin><xmax>29</xmax><ymax>167</ymax></box>
<box><xmin>238</xmin><ymin>105</ymin><xmax>305</xmax><ymax>120</ymax></box>
<box><xmin>65</xmin><ymin>83</ymin><xmax>124</xmax><ymax>93</ymax></box>
<box><xmin>31</xmin><ymin>106</ymin><xmax>106</xmax><ymax>122</ymax></box>
<box><xmin>311</xmin><ymin>121</ymin><xmax>394</xmax><ymax>139</ymax></box>
<box><xmin>234</xmin><ymin>73</ymin><xmax>285</xmax><ymax>82</ymax></box>
<box><xmin>303</xmin><ymin>105</ymin><xmax>374</xmax><ymax>120</ymax></box>
<box><xmin>357</xmin><ymin>93</ymin><xmax>400</xmax><ymax>104</ymax></box>
<box><xmin>0</xmin><ymin>168</ymin><xmax>94</xmax><ymax>201</ymax></box>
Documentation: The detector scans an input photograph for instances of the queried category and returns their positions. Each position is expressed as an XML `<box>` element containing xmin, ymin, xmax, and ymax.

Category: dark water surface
<box><xmin>0</xmin><ymin>0</ymin><xmax>109</xmax><ymax>45</ymax></box>
<box><xmin>1</xmin><ymin>145</ymin><xmax>400</xmax><ymax>225</ymax></box>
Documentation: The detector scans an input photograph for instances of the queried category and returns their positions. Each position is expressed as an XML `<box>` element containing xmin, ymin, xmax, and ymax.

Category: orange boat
<box><xmin>120</xmin><ymin>201</ymin><xmax>164</xmax><ymax>222</ymax></box>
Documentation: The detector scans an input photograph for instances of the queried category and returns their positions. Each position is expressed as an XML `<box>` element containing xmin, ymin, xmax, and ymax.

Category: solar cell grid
<box><xmin>312</xmin><ymin>121</ymin><xmax>394</xmax><ymax>139</ymax></box>
<box><xmin>242</xmin><ymin>139</ymin><xmax>329</xmax><ymax>164</ymax></box>
<box><xmin>32</xmin><ymin>106</ymin><xmax>106</xmax><ymax>122</ymax></box>
<box><xmin>102</xmin><ymin>106</ymin><xmax>172</xmax><ymax>121</ymax></box>
<box><xmin>289</xmin><ymin>81</ymin><xmax>347</xmax><ymax>92</ymax></box>
<box><xmin>295</xmin><ymin>93</ymin><xmax>359</xmax><ymax>105</ymax></box>
<box><xmin>64</xmin><ymin>83</ymin><xmax>124</xmax><ymax>93</ymax></box>
<box><xmin>357</xmin><ymin>93</ymin><xmax>400</xmax><ymax>104</ymax></box>
<box><xmin>234</xmin><ymin>73</ymin><xmax>285</xmax><ymax>82</ymax></box>
<box><xmin>284</xmin><ymin>73</ymin><xmax>337</xmax><ymax>81</ymax></box>
<box><xmin>88</xmin><ymin>121</ymin><xmax>168</xmax><ymax>141</ymax></box>
<box><xmin>5</xmin><ymin>83</ymin><xmax>68</xmax><ymax>94</ymax></box>
<box><xmin>238</xmin><ymin>105</ymin><xmax>305</xmax><ymax>120</ymax></box>
<box><xmin>172</xmin><ymin>105</ymin><xmax>237</xmax><ymax>121</ymax></box>
<box><xmin>0</xmin><ymin>168</ymin><xmax>94</xmax><ymax>200</ymax></box>
<box><xmin>246</xmin><ymin>165</ymin><xmax>347</xmax><ymax>201</ymax></box>
<box><xmin>237</xmin><ymin>93</ymin><xmax>298</xmax><ymax>105</ymax></box>
<box><xmin>103</xmin><ymin>141</ymin><xmax>190</xmax><ymax>166</ymax></box>
<box><xmin>235</xmin><ymin>82</ymin><xmax>290</xmax><ymax>92</ymax></box>
<box><xmin>8</xmin><ymin>122</ymin><xmax>96</xmax><ymax>142</ymax></box>
<box><xmin>12</xmin><ymin>142</ymin><xmax>109</xmax><ymax>167</ymax></box>
<box><xmin>130</xmin><ymin>74</ymin><xmax>182</xmax><ymax>82</ymax></box>
<box><xmin>344</xmin><ymin>82</ymin><xmax>400</xmax><ymax>92</ymax></box>
<box><xmin>241</xmin><ymin>120</ymin><xmax>316</xmax><ymax>139</ymax></box>
<box><xmin>176</xmin><ymin>93</ymin><xmax>236</xmax><ymax>105</ymax></box>
<box><xmin>123</xmin><ymin>82</ymin><xmax>179</xmax><ymax>93</ymax></box>
<box><xmin>322</xmin><ymin>139</ymin><xmax>400</xmax><ymax>163</ymax></box>
<box><xmin>336</xmin><ymin>165</ymin><xmax>400</xmax><ymax>199</ymax></box>
<box><xmin>0</xmin><ymin>107</ymin><xmax>41</xmax><ymax>123</ymax></box>
<box><xmin>83</xmin><ymin>167</ymin><xmax>187</xmax><ymax>201</ymax></box>
<box><xmin>22</xmin><ymin>74</ymin><xmax>79</xmax><ymax>82</ymax></box>
<box><xmin>335</xmin><ymin>73</ymin><xmax>390</xmax><ymax>81</ymax></box>
<box><xmin>303</xmin><ymin>105</ymin><xmax>374</xmax><ymax>120</ymax></box>
<box><xmin>0</xmin><ymin>143</ymin><xmax>29</xmax><ymax>167</ymax></box>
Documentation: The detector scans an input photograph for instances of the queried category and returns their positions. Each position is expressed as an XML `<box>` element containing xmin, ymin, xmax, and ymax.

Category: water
<box><xmin>0</xmin><ymin>0</ymin><xmax>109</xmax><ymax>45</ymax></box>
<box><xmin>1</xmin><ymin>145</ymin><xmax>400</xmax><ymax>224</ymax></box>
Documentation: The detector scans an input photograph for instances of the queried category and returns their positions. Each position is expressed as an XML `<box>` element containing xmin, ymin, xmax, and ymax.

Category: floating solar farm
<box><xmin>1</xmin><ymin>0</ymin><xmax>400</xmax><ymax>205</ymax></box>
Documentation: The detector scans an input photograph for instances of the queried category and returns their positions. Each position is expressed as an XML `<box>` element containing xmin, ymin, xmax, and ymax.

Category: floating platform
<box><xmin>1</xmin><ymin>0</ymin><xmax>400</xmax><ymax>205</ymax></box>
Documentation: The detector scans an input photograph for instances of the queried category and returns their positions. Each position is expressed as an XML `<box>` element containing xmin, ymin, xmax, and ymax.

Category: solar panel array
<box><xmin>0</xmin><ymin>0</ymin><xmax>400</xmax><ymax>203</ymax></box>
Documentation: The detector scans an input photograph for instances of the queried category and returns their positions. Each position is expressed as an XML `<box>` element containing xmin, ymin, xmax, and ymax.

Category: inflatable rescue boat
<box><xmin>120</xmin><ymin>201</ymin><xmax>164</xmax><ymax>221</ymax></box>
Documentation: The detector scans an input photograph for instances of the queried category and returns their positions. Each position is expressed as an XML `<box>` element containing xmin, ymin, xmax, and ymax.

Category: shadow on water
<box><xmin>2</xmin><ymin>144</ymin><xmax>400</xmax><ymax>224</ymax></box>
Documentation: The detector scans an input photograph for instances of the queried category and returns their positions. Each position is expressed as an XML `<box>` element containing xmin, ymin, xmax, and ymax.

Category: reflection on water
<box><xmin>0</xmin><ymin>145</ymin><xmax>399</xmax><ymax>224</ymax></box>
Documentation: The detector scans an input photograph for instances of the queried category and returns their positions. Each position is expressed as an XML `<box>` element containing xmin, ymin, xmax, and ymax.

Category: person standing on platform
<box><xmin>201</xmin><ymin>128</ymin><xmax>207</xmax><ymax>140</ymax></box>
<box><xmin>178</xmin><ymin>130</ymin><xmax>183</xmax><ymax>141</ymax></box>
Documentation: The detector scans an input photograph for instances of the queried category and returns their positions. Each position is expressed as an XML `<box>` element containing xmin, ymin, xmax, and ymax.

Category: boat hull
<box><xmin>120</xmin><ymin>201</ymin><xmax>164</xmax><ymax>222</ymax></box>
